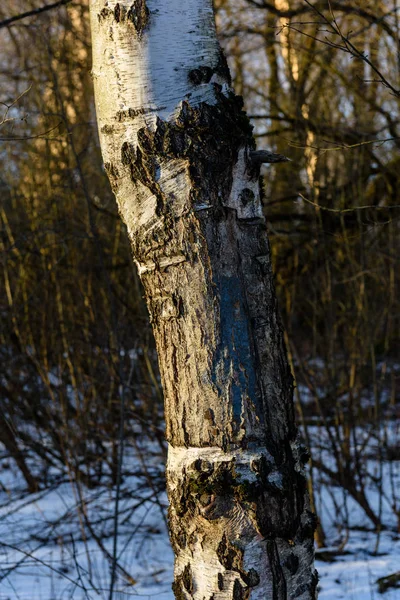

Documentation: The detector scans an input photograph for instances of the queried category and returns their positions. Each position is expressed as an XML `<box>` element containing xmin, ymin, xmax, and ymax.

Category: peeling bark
<box><xmin>89</xmin><ymin>1</ymin><xmax>317</xmax><ymax>597</ymax></box>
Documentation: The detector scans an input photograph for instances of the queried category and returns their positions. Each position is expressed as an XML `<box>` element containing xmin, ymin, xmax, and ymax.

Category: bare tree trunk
<box><xmin>89</xmin><ymin>1</ymin><xmax>317</xmax><ymax>598</ymax></box>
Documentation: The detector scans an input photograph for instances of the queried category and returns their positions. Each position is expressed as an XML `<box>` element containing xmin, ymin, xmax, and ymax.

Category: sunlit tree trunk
<box><xmin>89</xmin><ymin>1</ymin><xmax>317</xmax><ymax>598</ymax></box>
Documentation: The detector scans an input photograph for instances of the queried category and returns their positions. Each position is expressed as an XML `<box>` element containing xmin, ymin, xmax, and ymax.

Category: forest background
<box><xmin>0</xmin><ymin>0</ymin><xmax>399</xmax><ymax>598</ymax></box>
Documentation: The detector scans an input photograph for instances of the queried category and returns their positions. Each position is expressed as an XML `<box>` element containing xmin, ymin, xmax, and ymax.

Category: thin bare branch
<box><xmin>0</xmin><ymin>121</ymin><xmax>62</xmax><ymax>141</ymax></box>
<box><xmin>299</xmin><ymin>194</ymin><xmax>400</xmax><ymax>213</ymax></box>
<box><xmin>0</xmin><ymin>0</ymin><xmax>72</xmax><ymax>30</ymax></box>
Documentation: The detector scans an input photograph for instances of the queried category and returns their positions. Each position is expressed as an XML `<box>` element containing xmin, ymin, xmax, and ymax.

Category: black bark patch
<box><xmin>254</xmin><ymin>255</ymin><xmax>271</xmax><ymax>277</ymax></box>
<box><xmin>294</xmin><ymin>570</ymin><xmax>318</xmax><ymax>599</ymax></box>
<box><xmin>171</xmin><ymin>579</ymin><xmax>185</xmax><ymax>600</ymax></box>
<box><xmin>217</xmin><ymin>534</ymin><xmax>243</xmax><ymax>571</ymax></box>
<box><xmin>311</xmin><ymin>569</ymin><xmax>319</xmax><ymax>598</ymax></box>
<box><xmin>168</xmin><ymin>511</ymin><xmax>187</xmax><ymax>553</ymax></box>
<box><xmin>267</xmin><ymin>539</ymin><xmax>287</xmax><ymax>600</ymax></box>
<box><xmin>172</xmin><ymin>564</ymin><xmax>193</xmax><ymax>600</ymax></box>
<box><xmin>127</xmin><ymin>0</ymin><xmax>150</xmax><ymax>37</ymax></box>
<box><xmin>98</xmin><ymin>7</ymin><xmax>112</xmax><ymax>21</ymax></box>
<box><xmin>239</xmin><ymin>188</ymin><xmax>255</xmax><ymax>206</ymax></box>
<box><xmin>114</xmin><ymin>3</ymin><xmax>124</xmax><ymax>22</ymax></box>
<box><xmin>104</xmin><ymin>162</ymin><xmax>119</xmax><ymax>192</ymax></box>
<box><xmin>188</xmin><ymin>66</ymin><xmax>214</xmax><ymax>86</ymax></box>
<box><xmin>194</xmin><ymin>459</ymin><xmax>213</xmax><ymax>474</ymax></box>
<box><xmin>186</xmin><ymin>460</ymin><xmax>251</xmax><ymax>505</ymax></box>
<box><xmin>233</xmin><ymin>579</ymin><xmax>244</xmax><ymax>600</ymax></box>
<box><xmin>284</xmin><ymin>552</ymin><xmax>299</xmax><ymax>575</ymax></box>
<box><xmin>121</xmin><ymin>141</ymin><xmax>135</xmax><ymax>166</ymax></box>
<box><xmin>204</xmin><ymin>408</ymin><xmax>215</xmax><ymax>423</ymax></box>
<box><xmin>299</xmin><ymin>444</ymin><xmax>311</xmax><ymax>465</ymax></box>
<box><xmin>297</xmin><ymin>509</ymin><xmax>318</xmax><ymax>542</ymax></box>
<box><xmin>101</xmin><ymin>124</ymin><xmax>115</xmax><ymax>135</ymax></box>
<box><xmin>182</xmin><ymin>564</ymin><xmax>193</xmax><ymax>593</ymax></box>
<box><xmin>181</xmin><ymin>405</ymin><xmax>190</xmax><ymax>448</ymax></box>
<box><xmin>216</xmin><ymin>47</ymin><xmax>232</xmax><ymax>86</ymax></box>
<box><xmin>141</xmin><ymin>92</ymin><xmax>255</xmax><ymax>218</ymax></box>
<box><xmin>243</xmin><ymin>568</ymin><xmax>260</xmax><ymax>588</ymax></box>
<box><xmin>217</xmin><ymin>573</ymin><xmax>224</xmax><ymax>591</ymax></box>
<box><xmin>259</xmin><ymin>175</ymin><xmax>266</xmax><ymax>204</ymax></box>
<box><xmin>175</xmin><ymin>531</ymin><xmax>187</xmax><ymax>550</ymax></box>
<box><xmin>116</xmin><ymin>106</ymin><xmax>162</xmax><ymax>122</ymax></box>
<box><xmin>121</xmin><ymin>142</ymin><xmax>159</xmax><ymax>199</ymax></box>
<box><xmin>252</xmin><ymin>454</ymin><xmax>307</xmax><ymax>538</ymax></box>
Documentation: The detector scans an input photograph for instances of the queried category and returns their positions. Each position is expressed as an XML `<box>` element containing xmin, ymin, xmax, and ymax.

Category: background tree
<box><xmin>0</xmin><ymin>0</ymin><xmax>164</xmax><ymax>493</ymax></box>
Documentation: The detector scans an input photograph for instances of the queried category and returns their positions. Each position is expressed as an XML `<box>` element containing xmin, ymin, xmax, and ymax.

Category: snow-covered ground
<box><xmin>0</xmin><ymin>428</ymin><xmax>399</xmax><ymax>600</ymax></box>
<box><xmin>315</xmin><ymin>483</ymin><xmax>400</xmax><ymax>600</ymax></box>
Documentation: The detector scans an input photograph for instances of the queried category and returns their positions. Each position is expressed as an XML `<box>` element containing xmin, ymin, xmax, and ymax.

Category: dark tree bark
<box><xmin>89</xmin><ymin>1</ymin><xmax>317</xmax><ymax>598</ymax></box>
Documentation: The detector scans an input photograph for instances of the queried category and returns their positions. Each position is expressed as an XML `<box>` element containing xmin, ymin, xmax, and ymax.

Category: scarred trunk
<box><xmin>89</xmin><ymin>1</ymin><xmax>317</xmax><ymax>598</ymax></box>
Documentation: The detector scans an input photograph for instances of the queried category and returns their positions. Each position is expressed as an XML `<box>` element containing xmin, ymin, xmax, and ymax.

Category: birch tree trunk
<box><xmin>89</xmin><ymin>1</ymin><xmax>317</xmax><ymax>598</ymax></box>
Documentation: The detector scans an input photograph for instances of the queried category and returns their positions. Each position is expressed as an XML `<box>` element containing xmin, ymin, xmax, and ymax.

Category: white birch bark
<box><xmin>89</xmin><ymin>1</ymin><xmax>317</xmax><ymax>598</ymax></box>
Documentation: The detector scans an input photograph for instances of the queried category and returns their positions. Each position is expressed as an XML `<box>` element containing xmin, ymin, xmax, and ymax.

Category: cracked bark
<box><xmin>89</xmin><ymin>1</ymin><xmax>317</xmax><ymax>598</ymax></box>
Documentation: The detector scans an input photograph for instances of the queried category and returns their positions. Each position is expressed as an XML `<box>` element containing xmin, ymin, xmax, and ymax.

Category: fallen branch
<box><xmin>377</xmin><ymin>571</ymin><xmax>400</xmax><ymax>594</ymax></box>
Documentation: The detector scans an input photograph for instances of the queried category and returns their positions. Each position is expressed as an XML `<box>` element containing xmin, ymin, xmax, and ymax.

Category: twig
<box><xmin>299</xmin><ymin>194</ymin><xmax>400</xmax><ymax>213</ymax></box>
<box><xmin>302</xmin><ymin>0</ymin><xmax>400</xmax><ymax>97</ymax></box>
<box><xmin>0</xmin><ymin>85</ymin><xmax>32</xmax><ymax>126</ymax></box>
<box><xmin>0</xmin><ymin>541</ymin><xmax>92</xmax><ymax>592</ymax></box>
<box><xmin>288</xmin><ymin>136</ymin><xmax>399</xmax><ymax>153</ymax></box>
<box><xmin>0</xmin><ymin>122</ymin><xmax>62</xmax><ymax>141</ymax></box>
<box><xmin>0</xmin><ymin>0</ymin><xmax>72</xmax><ymax>30</ymax></box>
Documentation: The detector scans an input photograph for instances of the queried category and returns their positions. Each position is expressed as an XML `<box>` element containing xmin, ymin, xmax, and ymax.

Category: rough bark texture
<box><xmin>90</xmin><ymin>1</ymin><xmax>317</xmax><ymax>598</ymax></box>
